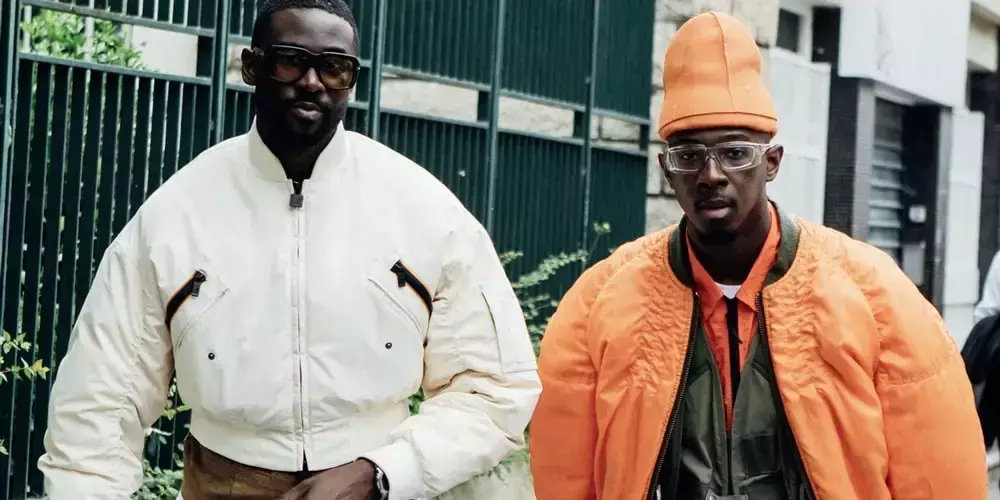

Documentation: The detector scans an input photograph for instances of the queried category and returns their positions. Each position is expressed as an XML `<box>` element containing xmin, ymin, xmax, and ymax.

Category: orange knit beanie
<box><xmin>657</xmin><ymin>11</ymin><xmax>778</xmax><ymax>140</ymax></box>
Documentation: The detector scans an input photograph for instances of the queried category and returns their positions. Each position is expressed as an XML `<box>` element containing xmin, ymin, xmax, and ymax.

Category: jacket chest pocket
<box><xmin>166</xmin><ymin>268</ymin><xmax>248</xmax><ymax>424</ymax></box>
<box><xmin>366</xmin><ymin>257</ymin><xmax>432</xmax><ymax>339</ymax></box>
<box><xmin>167</xmin><ymin>269</ymin><xmax>231</xmax><ymax>348</ymax></box>
<box><xmin>363</xmin><ymin>256</ymin><xmax>432</xmax><ymax>392</ymax></box>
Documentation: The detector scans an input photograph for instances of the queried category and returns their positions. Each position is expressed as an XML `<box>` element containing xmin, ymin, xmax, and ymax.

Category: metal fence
<box><xmin>0</xmin><ymin>0</ymin><xmax>654</xmax><ymax>497</ymax></box>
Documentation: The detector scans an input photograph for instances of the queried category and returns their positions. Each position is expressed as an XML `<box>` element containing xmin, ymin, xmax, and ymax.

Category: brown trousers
<box><xmin>181</xmin><ymin>436</ymin><xmax>323</xmax><ymax>499</ymax></box>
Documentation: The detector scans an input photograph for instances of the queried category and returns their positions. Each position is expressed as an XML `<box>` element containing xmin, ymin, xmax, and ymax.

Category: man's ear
<box><xmin>241</xmin><ymin>48</ymin><xmax>258</xmax><ymax>86</ymax></box>
<box><xmin>764</xmin><ymin>144</ymin><xmax>783</xmax><ymax>182</ymax></box>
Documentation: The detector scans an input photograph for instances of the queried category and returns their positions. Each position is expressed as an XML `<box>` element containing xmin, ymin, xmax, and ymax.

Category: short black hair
<box><xmin>251</xmin><ymin>0</ymin><xmax>360</xmax><ymax>51</ymax></box>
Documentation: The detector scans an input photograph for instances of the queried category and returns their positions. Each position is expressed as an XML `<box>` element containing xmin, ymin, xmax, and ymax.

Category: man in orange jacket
<box><xmin>529</xmin><ymin>11</ymin><xmax>987</xmax><ymax>500</ymax></box>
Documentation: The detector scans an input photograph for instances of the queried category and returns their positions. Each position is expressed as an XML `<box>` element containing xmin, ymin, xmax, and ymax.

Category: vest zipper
<box><xmin>755</xmin><ymin>292</ymin><xmax>816</xmax><ymax>500</ymax></box>
<box><xmin>646</xmin><ymin>295</ymin><xmax>700</xmax><ymax>499</ymax></box>
<box><xmin>390</xmin><ymin>260</ymin><xmax>433</xmax><ymax>314</ymax></box>
<box><xmin>165</xmin><ymin>269</ymin><xmax>207</xmax><ymax>329</ymax></box>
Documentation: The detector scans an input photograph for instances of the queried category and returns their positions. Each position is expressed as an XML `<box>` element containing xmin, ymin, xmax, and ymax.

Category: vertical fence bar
<box><xmin>0</xmin><ymin>0</ymin><xmax>18</xmax><ymax>303</ymax></box>
<box><xmin>212</xmin><ymin>0</ymin><xmax>231</xmax><ymax>143</ymax></box>
<box><xmin>366</xmin><ymin>0</ymin><xmax>387</xmax><ymax>139</ymax></box>
<box><xmin>484</xmin><ymin>0</ymin><xmax>507</xmax><ymax>235</ymax></box>
<box><xmin>580</xmin><ymin>0</ymin><xmax>601</xmax><ymax>250</ymax></box>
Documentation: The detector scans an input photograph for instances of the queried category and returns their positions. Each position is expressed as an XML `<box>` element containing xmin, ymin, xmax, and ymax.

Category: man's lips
<box><xmin>291</xmin><ymin>101</ymin><xmax>321</xmax><ymax>112</ymax></box>
<box><xmin>289</xmin><ymin>101</ymin><xmax>322</xmax><ymax>120</ymax></box>
<box><xmin>695</xmin><ymin>198</ymin><xmax>731</xmax><ymax>210</ymax></box>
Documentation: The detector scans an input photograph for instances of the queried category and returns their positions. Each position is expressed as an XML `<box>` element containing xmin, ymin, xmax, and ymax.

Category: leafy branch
<box><xmin>0</xmin><ymin>330</ymin><xmax>51</xmax><ymax>455</ymax></box>
<box><xmin>21</xmin><ymin>9</ymin><xmax>146</xmax><ymax>69</ymax></box>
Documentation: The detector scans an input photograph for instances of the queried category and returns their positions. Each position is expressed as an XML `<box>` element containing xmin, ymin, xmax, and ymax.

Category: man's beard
<box><xmin>253</xmin><ymin>93</ymin><xmax>347</xmax><ymax>152</ymax></box>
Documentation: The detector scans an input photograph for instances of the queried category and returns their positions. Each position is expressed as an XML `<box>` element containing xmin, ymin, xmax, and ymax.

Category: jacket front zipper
<box><xmin>165</xmin><ymin>270</ymin><xmax>207</xmax><ymax>329</ymax></box>
<box><xmin>290</xmin><ymin>179</ymin><xmax>308</xmax><ymax>469</ymax></box>
<box><xmin>755</xmin><ymin>292</ymin><xmax>816</xmax><ymax>500</ymax></box>
<box><xmin>646</xmin><ymin>295</ymin><xmax>700</xmax><ymax>499</ymax></box>
<box><xmin>391</xmin><ymin>260</ymin><xmax>433</xmax><ymax>314</ymax></box>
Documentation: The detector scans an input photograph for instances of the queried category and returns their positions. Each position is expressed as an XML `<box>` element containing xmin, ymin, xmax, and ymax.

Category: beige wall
<box><xmin>131</xmin><ymin>26</ymin><xmax>199</xmax><ymax>77</ymax></box>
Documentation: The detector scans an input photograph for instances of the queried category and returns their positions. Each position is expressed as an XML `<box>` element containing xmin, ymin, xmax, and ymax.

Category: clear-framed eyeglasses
<box><xmin>658</xmin><ymin>141</ymin><xmax>778</xmax><ymax>174</ymax></box>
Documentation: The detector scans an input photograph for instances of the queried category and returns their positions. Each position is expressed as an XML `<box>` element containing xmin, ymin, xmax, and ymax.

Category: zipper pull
<box><xmin>390</xmin><ymin>262</ymin><xmax>406</xmax><ymax>288</ymax></box>
<box><xmin>192</xmin><ymin>270</ymin><xmax>207</xmax><ymax>297</ymax></box>
<box><xmin>289</xmin><ymin>180</ymin><xmax>304</xmax><ymax>208</ymax></box>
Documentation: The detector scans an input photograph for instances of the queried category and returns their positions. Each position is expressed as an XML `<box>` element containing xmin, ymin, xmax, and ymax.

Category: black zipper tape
<box><xmin>390</xmin><ymin>260</ymin><xmax>432</xmax><ymax>314</ymax></box>
<box><xmin>165</xmin><ymin>270</ymin><xmax>207</xmax><ymax>329</ymax></box>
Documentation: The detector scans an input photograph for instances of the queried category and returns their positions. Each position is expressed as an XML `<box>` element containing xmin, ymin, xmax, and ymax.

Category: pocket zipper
<box><xmin>166</xmin><ymin>270</ymin><xmax>207</xmax><ymax>329</ymax></box>
<box><xmin>390</xmin><ymin>260</ymin><xmax>433</xmax><ymax>315</ymax></box>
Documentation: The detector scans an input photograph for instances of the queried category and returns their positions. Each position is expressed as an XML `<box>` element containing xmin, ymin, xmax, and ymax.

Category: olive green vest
<box><xmin>657</xmin><ymin>203</ymin><xmax>815</xmax><ymax>500</ymax></box>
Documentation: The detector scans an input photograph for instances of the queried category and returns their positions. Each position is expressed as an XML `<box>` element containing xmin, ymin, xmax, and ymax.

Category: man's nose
<box><xmin>296</xmin><ymin>67</ymin><xmax>325</xmax><ymax>92</ymax></box>
<box><xmin>696</xmin><ymin>157</ymin><xmax>728</xmax><ymax>186</ymax></box>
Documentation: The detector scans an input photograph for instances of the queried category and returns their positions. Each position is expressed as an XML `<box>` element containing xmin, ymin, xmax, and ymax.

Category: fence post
<box><xmin>580</xmin><ymin>0</ymin><xmax>601</xmax><ymax>251</ymax></box>
<box><xmin>211</xmin><ymin>0</ymin><xmax>231</xmax><ymax>143</ymax></box>
<box><xmin>0</xmin><ymin>0</ymin><xmax>17</xmax><ymax>271</ymax></box>
<box><xmin>484</xmin><ymin>0</ymin><xmax>507</xmax><ymax>236</ymax></box>
<box><xmin>365</xmin><ymin>0</ymin><xmax>387</xmax><ymax>140</ymax></box>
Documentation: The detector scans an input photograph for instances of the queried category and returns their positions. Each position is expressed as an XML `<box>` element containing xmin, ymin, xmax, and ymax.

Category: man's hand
<box><xmin>278</xmin><ymin>459</ymin><xmax>376</xmax><ymax>500</ymax></box>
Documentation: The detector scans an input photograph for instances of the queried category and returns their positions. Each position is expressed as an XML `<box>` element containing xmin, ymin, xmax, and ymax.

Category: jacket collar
<box><xmin>246</xmin><ymin>118</ymin><xmax>351</xmax><ymax>182</ymax></box>
<box><xmin>668</xmin><ymin>200</ymin><xmax>801</xmax><ymax>289</ymax></box>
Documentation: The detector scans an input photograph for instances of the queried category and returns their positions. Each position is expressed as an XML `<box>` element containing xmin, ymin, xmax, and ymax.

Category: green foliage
<box><xmin>0</xmin><ymin>330</ymin><xmax>50</xmax><ymax>456</ymax></box>
<box><xmin>135</xmin><ymin>456</ymin><xmax>184</xmax><ymax>500</ymax></box>
<box><xmin>21</xmin><ymin>9</ymin><xmax>145</xmax><ymax>69</ymax></box>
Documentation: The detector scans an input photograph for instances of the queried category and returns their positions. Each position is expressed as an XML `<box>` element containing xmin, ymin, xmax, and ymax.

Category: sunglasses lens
<box><xmin>715</xmin><ymin>144</ymin><xmax>756</xmax><ymax>170</ymax></box>
<box><xmin>269</xmin><ymin>48</ymin><xmax>308</xmax><ymax>83</ymax></box>
<box><xmin>667</xmin><ymin>147</ymin><xmax>706</xmax><ymax>173</ymax></box>
<box><xmin>317</xmin><ymin>56</ymin><xmax>356</xmax><ymax>90</ymax></box>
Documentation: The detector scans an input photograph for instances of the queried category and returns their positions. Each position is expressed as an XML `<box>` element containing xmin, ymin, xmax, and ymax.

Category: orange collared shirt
<box><xmin>686</xmin><ymin>203</ymin><xmax>780</xmax><ymax>431</ymax></box>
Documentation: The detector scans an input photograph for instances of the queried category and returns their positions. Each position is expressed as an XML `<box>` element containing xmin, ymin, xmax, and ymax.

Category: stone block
<box><xmin>499</xmin><ymin>97</ymin><xmax>578</xmax><ymax>137</ymax></box>
<box><xmin>649</xmin><ymin>88</ymin><xmax>664</xmax><ymax>141</ymax></box>
<box><xmin>598</xmin><ymin>116</ymin><xmax>641</xmax><ymax>142</ymax></box>
<box><xmin>381</xmin><ymin>79</ymin><xmax>479</xmax><ymax>122</ymax></box>
<box><xmin>651</xmin><ymin>20</ymin><xmax>678</xmax><ymax>90</ymax></box>
<box><xmin>646</xmin><ymin>195</ymin><xmax>684</xmax><ymax>233</ymax></box>
<box><xmin>730</xmin><ymin>0</ymin><xmax>779</xmax><ymax>46</ymax></box>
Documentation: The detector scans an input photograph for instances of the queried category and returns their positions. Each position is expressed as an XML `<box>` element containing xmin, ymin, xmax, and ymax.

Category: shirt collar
<box><xmin>687</xmin><ymin>202</ymin><xmax>781</xmax><ymax>310</ymax></box>
<box><xmin>246</xmin><ymin>118</ymin><xmax>351</xmax><ymax>182</ymax></box>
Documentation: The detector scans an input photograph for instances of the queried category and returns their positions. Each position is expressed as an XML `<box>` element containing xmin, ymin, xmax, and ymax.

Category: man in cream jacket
<box><xmin>37</xmin><ymin>1</ymin><xmax>541</xmax><ymax>499</ymax></box>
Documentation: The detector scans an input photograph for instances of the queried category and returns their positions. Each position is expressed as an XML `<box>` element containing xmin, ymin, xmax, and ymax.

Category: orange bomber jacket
<box><xmin>529</xmin><ymin>205</ymin><xmax>987</xmax><ymax>500</ymax></box>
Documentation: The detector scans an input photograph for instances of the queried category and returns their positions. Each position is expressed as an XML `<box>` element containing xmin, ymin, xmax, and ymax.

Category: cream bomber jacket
<box><xmin>36</xmin><ymin>121</ymin><xmax>542</xmax><ymax>500</ymax></box>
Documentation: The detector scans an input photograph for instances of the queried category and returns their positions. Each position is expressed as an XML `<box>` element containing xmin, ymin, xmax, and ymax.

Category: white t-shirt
<box><xmin>716</xmin><ymin>282</ymin><xmax>741</xmax><ymax>299</ymax></box>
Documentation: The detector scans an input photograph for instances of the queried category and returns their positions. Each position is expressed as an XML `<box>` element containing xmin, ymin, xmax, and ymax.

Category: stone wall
<box><xmin>646</xmin><ymin>0</ymin><xmax>779</xmax><ymax>233</ymax></box>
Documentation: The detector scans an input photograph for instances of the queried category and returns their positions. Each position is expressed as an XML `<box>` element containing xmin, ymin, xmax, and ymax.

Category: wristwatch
<box><xmin>373</xmin><ymin>462</ymin><xmax>390</xmax><ymax>500</ymax></box>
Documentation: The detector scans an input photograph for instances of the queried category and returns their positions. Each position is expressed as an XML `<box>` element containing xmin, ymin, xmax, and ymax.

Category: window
<box><xmin>776</xmin><ymin>8</ymin><xmax>802</xmax><ymax>53</ymax></box>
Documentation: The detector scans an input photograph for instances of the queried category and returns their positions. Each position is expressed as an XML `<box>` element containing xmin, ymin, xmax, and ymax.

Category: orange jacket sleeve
<box><xmin>529</xmin><ymin>258</ymin><xmax>614</xmax><ymax>500</ymax></box>
<box><xmin>874</xmin><ymin>265</ymin><xmax>987</xmax><ymax>498</ymax></box>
